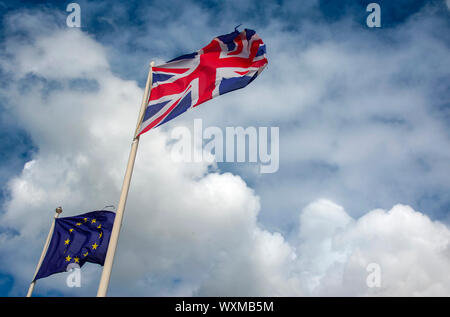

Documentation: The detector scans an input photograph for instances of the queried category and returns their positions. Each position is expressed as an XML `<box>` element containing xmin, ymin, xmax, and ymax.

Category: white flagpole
<box><xmin>26</xmin><ymin>206</ymin><xmax>63</xmax><ymax>297</ymax></box>
<box><xmin>97</xmin><ymin>61</ymin><xmax>154</xmax><ymax>297</ymax></box>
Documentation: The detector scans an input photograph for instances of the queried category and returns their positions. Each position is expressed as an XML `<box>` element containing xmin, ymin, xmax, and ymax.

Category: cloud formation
<box><xmin>0</xmin><ymin>1</ymin><xmax>449</xmax><ymax>296</ymax></box>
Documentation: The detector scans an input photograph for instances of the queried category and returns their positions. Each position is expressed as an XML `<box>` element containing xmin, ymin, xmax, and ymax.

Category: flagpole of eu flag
<box><xmin>32</xmin><ymin>210</ymin><xmax>115</xmax><ymax>284</ymax></box>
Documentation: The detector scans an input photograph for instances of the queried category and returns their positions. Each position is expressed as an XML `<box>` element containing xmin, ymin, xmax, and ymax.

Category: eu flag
<box><xmin>34</xmin><ymin>210</ymin><xmax>115</xmax><ymax>281</ymax></box>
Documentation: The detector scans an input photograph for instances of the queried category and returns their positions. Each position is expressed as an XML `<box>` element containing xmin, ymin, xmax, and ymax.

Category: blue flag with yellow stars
<box><xmin>34</xmin><ymin>210</ymin><xmax>115</xmax><ymax>281</ymax></box>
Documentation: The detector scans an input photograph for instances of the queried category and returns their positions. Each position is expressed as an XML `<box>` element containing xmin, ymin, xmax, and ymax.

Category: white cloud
<box><xmin>305</xmin><ymin>202</ymin><xmax>450</xmax><ymax>296</ymax></box>
<box><xmin>0</xmin><ymin>3</ymin><xmax>450</xmax><ymax>297</ymax></box>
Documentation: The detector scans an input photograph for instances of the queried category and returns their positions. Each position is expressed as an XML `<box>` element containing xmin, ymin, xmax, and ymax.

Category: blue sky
<box><xmin>0</xmin><ymin>0</ymin><xmax>450</xmax><ymax>296</ymax></box>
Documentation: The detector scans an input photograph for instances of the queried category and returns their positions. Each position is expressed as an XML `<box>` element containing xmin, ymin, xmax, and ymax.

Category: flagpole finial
<box><xmin>56</xmin><ymin>207</ymin><xmax>63</xmax><ymax>214</ymax></box>
<box><xmin>150</xmin><ymin>61</ymin><xmax>155</xmax><ymax>67</ymax></box>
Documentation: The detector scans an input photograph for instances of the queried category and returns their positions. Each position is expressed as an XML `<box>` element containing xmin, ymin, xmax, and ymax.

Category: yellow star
<box><xmin>65</xmin><ymin>255</ymin><xmax>71</xmax><ymax>262</ymax></box>
<box><xmin>91</xmin><ymin>219</ymin><xmax>96</xmax><ymax>224</ymax></box>
<box><xmin>99</xmin><ymin>231</ymin><xmax>103</xmax><ymax>238</ymax></box>
<box><xmin>64</xmin><ymin>239</ymin><xmax>70</xmax><ymax>245</ymax></box>
<box><xmin>83</xmin><ymin>218</ymin><xmax>88</xmax><ymax>222</ymax></box>
<box><xmin>76</xmin><ymin>222</ymin><xmax>82</xmax><ymax>226</ymax></box>
<box><xmin>92</xmin><ymin>242</ymin><xmax>98</xmax><ymax>250</ymax></box>
<box><xmin>69</xmin><ymin>228</ymin><xmax>74</xmax><ymax>233</ymax></box>
<box><xmin>97</xmin><ymin>224</ymin><xmax>101</xmax><ymax>229</ymax></box>
<box><xmin>74</xmin><ymin>257</ymin><xmax>79</xmax><ymax>263</ymax></box>
<box><xmin>83</xmin><ymin>251</ymin><xmax>89</xmax><ymax>257</ymax></box>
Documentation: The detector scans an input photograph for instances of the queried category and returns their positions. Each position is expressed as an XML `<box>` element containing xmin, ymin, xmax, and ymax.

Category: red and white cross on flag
<box><xmin>137</xmin><ymin>28</ymin><xmax>268</xmax><ymax>136</ymax></box>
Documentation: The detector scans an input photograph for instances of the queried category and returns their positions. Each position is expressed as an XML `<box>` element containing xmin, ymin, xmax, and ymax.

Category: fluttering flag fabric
<box><xmin>138</xmin><ymin>28</ymin><xmax>268</xmax><ymax>136</ymax></box>
<box><xmin>33</xmin><ymin>210</ymin><xmax>115</xmax><ymax>281</ymax></box>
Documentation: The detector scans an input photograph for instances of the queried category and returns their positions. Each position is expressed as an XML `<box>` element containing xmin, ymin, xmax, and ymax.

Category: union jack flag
<box><xmin>137</xmin><ymin>28</ymin><xmax>268</xmax><ymax>136</ymax></box>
